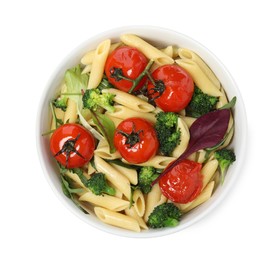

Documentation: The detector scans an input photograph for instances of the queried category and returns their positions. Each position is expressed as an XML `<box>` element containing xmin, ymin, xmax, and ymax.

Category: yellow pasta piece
<box><xmin>102</xmin><ymin>88</ymin><xmax>155</xmax><ymax>113</ymax></box>
<box><xmin>79</xmin><ymin>192</ymin><xmax>129</xmax><ymax>211</ymax></box>
<box><xmin>132</xmin><ymin>189</ymin><xmax>145</xmax><ymax>217</ymax></box>
<box><xmin>120</xmin><ymin>34</ymin><xmax>174</xmax><ymax>66</ymax></box>
<box><xmin>63</xmin><ymin>98</ymin><xmax>77</xmax><ymax>123</ymax></box>
<box><xmin>176</xmin><ymin>59</ymin><xmax>222</xmax><ymax>97</ymax></box>
<box><xmin>125</xmin><ymin>207</ymin><xmax>148</xmax><ymax>230</ymax></box>
<box><xmin>88</xmin><ymin>39</ymin><xmax>111</xmax><ymax>89</ymax></box>
<box><xmin>178</xmin><ymin>48</ymin><xmax>221</xmax><ymax>89</ymax></box>
<box><xmin>94</xmin><ymin>207</ymin><xmax>140</xmax><ymax>232</ymax></box>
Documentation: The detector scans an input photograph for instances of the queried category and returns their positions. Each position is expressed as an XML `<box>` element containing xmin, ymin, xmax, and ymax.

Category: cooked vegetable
<box><xmin>114</xmin><ymin>117</ymin><xmax>159</xmax><ymax>164</ymax></box>
<box><xmin>86</xmin><ymin>172</ymin><xmax>116</xmax><ymax>196</ymax></box>
<box><xmin>82</xmin><ymin>88</ymin><xmax>115</xmax><ymax>113</ymax></box>
<box><xmin>50</xmin><ymin>123</ymin><xmax>95</xmax><ymax>168</ymax></box>
<box><xmin>155</xmin><ymin>112</ymin><xmax>181</xmax><ymax>156</ymax></box>
<box><xmin>214</xmin><ymin>148</ymin><xmax>236</xmax><ymax>183</ymax></box>
<box><xmin>52</xmin><ymin>95</ymin><xmax>68</xmax><ymax>111</ymax></box>
<box><xmin>159</xmin><ymin>159</ymin><xmax>203</xmax><ymax>203</ymax></box>
<box><xmin>186</xmin><ymin>86</ymin><xmax>219</xmax><ymax>118</ymax></box>
<box><xmin>138</xmin><ymin>166</ymin><xmax>160</xmax><ymax>194</ymax></box>
<box><xmin>153</xmin><ymin>109</ymin><xmax>231</xmax><ymax>185</ymax></box>
<box><xmin>147</xmin><ymin>203</ymin><xmax>181</xmax><ymax>228</ymax></box>
<box><xmin>147</xmin><ymin>64</ymin><xmax>194</xmax><ymax>112</ymax></box>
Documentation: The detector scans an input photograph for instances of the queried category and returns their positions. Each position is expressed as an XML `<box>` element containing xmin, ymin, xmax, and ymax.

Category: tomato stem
<box><xmin>117</xmin><ymin>122</ymin><xmax>143</xmax><ymax>148</ymax></box>
<box><xmin>128</xmin><ymin>59</ymin><xmax>154</xmax><ymax>94</ymax></box>
<box><xmin>54</xmin><ymin>133</ymin><xmax>85</xmax><ymax>168</ymax></box>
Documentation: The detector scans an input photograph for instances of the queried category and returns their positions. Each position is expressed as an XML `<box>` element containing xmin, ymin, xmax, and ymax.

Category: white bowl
<box><xmin>36</xmin><ymin>26</ymin><xmax>247</xmax><ymax>238</ymax></box>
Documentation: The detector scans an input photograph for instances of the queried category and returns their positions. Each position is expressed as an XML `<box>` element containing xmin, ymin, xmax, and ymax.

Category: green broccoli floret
<box><xmin>86</xmin><ymin>172</ymin><xmax>116</xmax><ymax>196</ymax></box>
<box><xmin>155</xmin><ymin>112</ymin><xmax>181</xmax><ymax>156</ymax></box>
<box><xmin>214</xmin><ymin>149</ymin><xmax>236</xmax><ymax>183</ymax></box>
<box><xmin>52</xmin><ymin>95</ymin><xmax>68</xmax><ymax>111</ymax></box>
<box><xmin>138</xmin><ymin>166</ymin><xmax>160</xmax><ymax>194</ymax></box>
<box><xmin>82</xmin><ymin>88</ymin><xmax>115</xmax><ymax>112</ymax></box>
<box><xmin>186</xmin><ymin>86</ymin><xmax>219</xmax><ymax>118</ymax></box>
<box><xmin>147</xmin><ymin>203</ymin><xmax>182</xmax><ymax>229</ymax></box>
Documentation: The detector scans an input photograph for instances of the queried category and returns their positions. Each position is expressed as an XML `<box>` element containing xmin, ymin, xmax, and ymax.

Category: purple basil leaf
<box><xmin>152</xmin><ymin>109</ymin><xmax>230</xmax><ymax>185</ymax></box>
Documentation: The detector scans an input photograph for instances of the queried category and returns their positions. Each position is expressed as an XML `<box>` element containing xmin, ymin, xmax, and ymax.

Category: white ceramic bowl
<box><xmin>36</xmin><ymin>26</ymin><xmax>247</xmax><ymax>238</ymax></box>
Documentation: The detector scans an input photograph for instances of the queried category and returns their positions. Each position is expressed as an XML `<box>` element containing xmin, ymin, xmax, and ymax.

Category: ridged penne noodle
<box><xmin>123</xmin><ymin>155</ymin><xmax>176</xmax><ymax>169</ymax></box>
<box><xmin>172</xmin><ymin>117</ymin><xmax>190</xmax><ymax>158</ymax></box>
<box><xmin>183</xmin><ymin>181</ymin><xmax>215</xmax><ymax>212</ymax></box>
<box><xmin>196</xmin><ymin>150</ymin><xmax>207</xmax><ymax>164</ymax></box>
<box><xmin>184</xmin><ymin>116</ymin><xmax>196</xmax><ymax>128</ymax></box>
<box><xmin>87</xmin><ymin>162</ymin><xmax>96</xmax><ymax>175</ymax></box>
<box><xmin>124</xmin><ymin>207</ymin><xmax>148</xmax><ymax>230</ymax></box>
<box><xmin>79</xmin><ymin>192</ymin><xmax>129</xmax><ymax>211</ymax></box>
<box><xmin>94</xmin><ymin>139</ymin><xmax>121</xmax><ymax>160</ymax></box>
<box><xmin>176</xmin><ymin>59</ymin><xmax>222</xmax><ymax>97</ymax></box>
<box><xmin>178</xmin><ymin>48</ymin><xmax>221</xmax><ymax>89</ymax></box>
<box><xmin>144</xmin><ymin>184</ymin><xmax>167</xmax><ymax>222</ymax></box>
<box><xmin>216</xmin><ymin>87</ymin><xmax>229</xmax><ymax>108</ymax></box>
<box><xmin>201</xmin><ymin>159</ymin><xmax>219</xmax><ymax>188</ymax></box>
<box><xmin>105</xmin><ymin>105</ymin><xmax>156</xmax><ymax>123</ymax></box>
<box><xmin>81</xmin><ymin>64</ymin><xmax>91</xmax><ymax>74</ymax></box>
<box><xmin>102</xmin><ymin>88</ymin><xmax>155</xmax><ymax>113</ymax></box>
<box><xmin>63</xmin><ymin>98</ymin><xmax>77</xmax><ymax>123</ymax></box>
<box><xmin>111</xmin><ymin>163</ymin><xmax>138</xmax><ymax>185</ymax></box>
<box><xmin>88</xmin><ymin>39</ymin><xmax>111</xmax><ymax>89</ymax></box>
<box><xmin>94</xmin><ymin>155</ymin><xmax>131</xmax><ymax>199</ymax></box>
<box><xmin>132</xmin><ymin>189</ymin><xmax>145</xmax><ymax>217</ymax></box>
<box><xmin>81</xmin><ymin>42</ymin><xmax>122</xmax><ymax>65</ymax></box>
<box><xmin>51</xmin><ymin>107</ymin><xmax>64</xmax><ymax>130</ymax></box>
<box><xmin>65</xmin><ymin>170</ymin><xmax>86</xmax><ymax>189</ymax></box>
<box><xmin>160</xmin><ymin>45</ymin><xmax>174</xmax><ymax>57</ymax></box>
<box><xmin>94</xmin><ymin>207</ymin><xmax>140</xmax><ymax>232</ymax></box>
<box><xmin>120</xmin><ymin>34</ymin><xmax>174</xmax><ymax>66</ymax></box>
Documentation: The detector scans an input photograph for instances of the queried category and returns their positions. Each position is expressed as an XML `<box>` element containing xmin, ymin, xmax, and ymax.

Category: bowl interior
<box><xmin>37</xmin><ymin>26</ymin><xmax>247</xmax><ymax>238</ymax></box>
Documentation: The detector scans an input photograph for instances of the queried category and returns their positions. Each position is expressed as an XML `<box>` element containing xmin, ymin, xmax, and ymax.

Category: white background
<box><xmin>1</xmin><ymin>0</ymin><xmax>277</xmax><ymax>259</ymax></box>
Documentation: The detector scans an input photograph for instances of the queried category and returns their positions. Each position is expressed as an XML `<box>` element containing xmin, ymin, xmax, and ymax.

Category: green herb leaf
<box><xmin>219</xmin><ymin>96</ymin><xmax>237</xmax><ymax>110</ymax></box>
<box><xmin>91</xmin><ymin>111</ymin><xmax>116</xmax><ymax>153</ymax></box>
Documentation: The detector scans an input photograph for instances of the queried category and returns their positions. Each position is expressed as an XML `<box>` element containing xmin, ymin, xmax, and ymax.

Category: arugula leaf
<box><xmin>91</xmin><ymin>111</ymin><xmax>116</xmax><ymax>153</ymax></box>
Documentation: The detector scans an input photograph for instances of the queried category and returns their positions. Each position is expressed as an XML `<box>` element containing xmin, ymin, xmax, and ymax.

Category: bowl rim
<box><xmin>36</xmin><ymin>25</ymin><xmax>247</xmax><ymax>238</ymax></box>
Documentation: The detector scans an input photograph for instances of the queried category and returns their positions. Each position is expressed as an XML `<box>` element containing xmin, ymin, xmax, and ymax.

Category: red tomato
<box><xmin>114</xmin><ymin>118</ymin><xmax>159</xmax><ymax>164</ymax></box>
<box><xmin>50</xmin><ymin>123</ymin><xmax>95</xmax><ymax>168</ymax></box>
<box><xmin>159</xmin><ymin>159</ymin><xmax>203</xmax><ymax>203</ymax></box>
<box><xmin>147</xmin><ymin>64</ymin><xmax>194</xmax><ymax>112</ymax></box>
<box><xmin>105</xmin><ymin>46</ymin><xmax>148</xmax><ymax>92</ymax></box>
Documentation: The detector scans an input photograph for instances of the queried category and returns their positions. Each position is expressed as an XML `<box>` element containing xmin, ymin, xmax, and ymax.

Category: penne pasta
<box><xmin>105</xmin><ymin>105</ymin><xmax>156</xmax><ymax>123</ymax></box>
<box><xmin>178</xmin><ymin>48</ymin><xmax>221</xmax><ymax>89</ymax></box>
<box><xmin>201</xmin><ymin>159</ymin><xmax>219</xmax><ymax>188</ymax></box>
<box><xmin>63</xmin><ymin>98</ymin><xmax>77</xmax><ymax>123</ymax></box>
<box><xmin>94</xmin><ymin>207</ymin><xmax>140</xmax><ymax>232</ymax></box>
<box><xmin>125</xmin><ymin>207</ymin><xmax>148</xmax><ymax>230</ymax></box>
<box><xmin>120</xmin><ymin>34</ymin><xmax>174</xmax><ymax>66</ymax></box>
<box><xmin>102</xmin><ymin>88</ymin><xmax>155</xmax><ymax>113</ymax></box>
<box><xmin>176</xmin><ymin>59</ymin><xmax>223</xmax><ymax>97</ymax></box>
<box><xmin>94</xmin><ymin>155</ymin><xmax>131</xmax><ymax>199</ymax></box>
<box><xmin>81</xmin><ymin>42</ymin><xmax>122</xmax><ymax>65</ymax></box>
<box><xmin>79</xmin><ymin>191</ymin><xmax>129</xmax><ymax>211</ymax></box>
<box><xmin>172</xmin><ymin>117</ymin><xmax>190</xmax><ymax>158</ymax></box>
<box><xmin>111</xmin><ymin>163</ymin><xmax>138</xmax><ymax>185</ymax></box>
<box><xmin>144</xmin><ymin>184</ymin><xmax>167</xmax><ymax>222</ymax></box>
<box><xmin>183</xmin><ymin>181</ymin><xmax>215</xmax><ymax>212</ymax></box>
<box><xmin>88</xmin><ymin>39</ymin><xmax>111</xmax><ymax>89</ymax></box>
<box><xmin>184</xmin><ymin>116</ymin><xmax>196</xmax><ymax>128</ymax></box>
<box><xmin>94</xmin><ymin>139</ymin><xmax>121</xmax><ymax>160</ymax></box>
<box><xmin>132</xmin><ymin>189</ymin><xmax>145</xmax><ymax>217</ymax></box>
<box><xmin>122</xmin><ymin>155</ymin><xmax>175</xmax><ymax>169</ymax></box>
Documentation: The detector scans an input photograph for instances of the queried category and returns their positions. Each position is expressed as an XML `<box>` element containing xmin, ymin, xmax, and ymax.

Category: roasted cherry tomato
<box><xmin>159</xmin><ymin>159</ymin><xmax>203</xmax><ymax>203</ymax></box>
<box><xmin>147</xmin><ymin>64</ymin><xmax>194</xmax><ymax>112</ymax></box>
<box><xmin>50</xmin><ymin>123</ymin><xmax>95</xmax><ymax>168</ymax></box>
<box><xmin>105</xmin><ymin>46</ymin><xmax>148</xmax><ymax>92</ymax></box>
<box><xmin>114</xmin><ymin>117</ymin><xmax>159</xmax><ymax>164</ymax></box>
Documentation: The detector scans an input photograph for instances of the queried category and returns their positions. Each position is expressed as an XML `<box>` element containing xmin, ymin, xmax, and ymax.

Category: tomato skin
<box><xmin>50</xmin><ymin>124</ymin><xmax>95</xmax><ymax>168</ymax></box>
<box><xmin>159</xmin><ymin>159</ymin><xmax>203</xmax><ymax>203</ymax></box>
<box><xmin>114</xmin><ymin>118</ymin><xmax>159</xmax><ymax>164</ymax></box>
<box><xmin>147</xmin><ymin>64</ymin><xmax>194</xmax><ymax>112</ymax></box>
<box><xmin>105</xmin><ymin>46</ymin><xmax>148</xmax><ymax>92</ymax></box>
